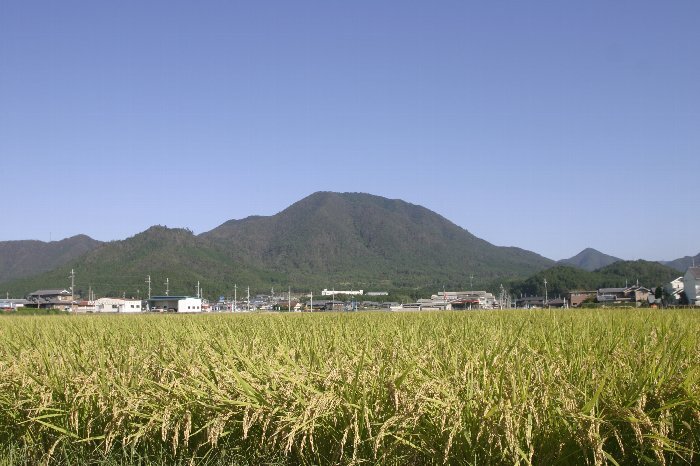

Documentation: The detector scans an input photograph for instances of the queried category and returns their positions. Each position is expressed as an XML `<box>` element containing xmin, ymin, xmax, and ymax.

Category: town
<box><xmin>2</xmin><ymin>266</ymin><xmax>698</xmax><ymax>313</ymax></box>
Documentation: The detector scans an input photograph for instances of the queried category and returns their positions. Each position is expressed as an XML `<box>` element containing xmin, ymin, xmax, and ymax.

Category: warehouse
<box><xmin>94</xmin><ymin>297</ymin><xmax>143</xmax><ymax>313</ymax></box>
<box><xmin>147</xmin><ymin>296</ymin><xmax>202</xmax><ymax>313</ymax></box>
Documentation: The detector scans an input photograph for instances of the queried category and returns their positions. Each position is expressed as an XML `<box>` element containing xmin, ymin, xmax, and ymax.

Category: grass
<box><xmin>0</xmin><ymin>309</ymin><xmax>698</xmax><ymax>465</ymax></box>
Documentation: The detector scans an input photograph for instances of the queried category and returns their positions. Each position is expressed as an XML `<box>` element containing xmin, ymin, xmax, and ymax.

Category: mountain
<box><xmin>0</xmin><ymin>235</ymin><xmax>102</xmax><ymax>283</ymax></box>
<box><xmin>661</xmin><ymin>253</ymin><xmax>700</xmax><ymax>273</ymax></box>
<box><xmin>0</xmin><ymin>226</ymin><xmax>286</xmax><ymax>299</ymax></box>
<box><xmin>558</xmin><ymin>248</ymin><xmax>621</xmax><ymax>271</ymax></box>
<box><xmin>201</xmin><ymin>192</ymin><xmax>554</xmax><ymax>289</ymax></box>
<box><xmin>1</xmin><ymin>192</ymin><xmax>555</xmax><ymax>298</ymax></box>
<box><xmin>509</xmin><ymin>260</ymin><xmax>680</xmax><ymax>297</ymax></box>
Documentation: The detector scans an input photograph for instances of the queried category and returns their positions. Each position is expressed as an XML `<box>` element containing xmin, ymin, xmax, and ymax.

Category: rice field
<box><xmin>0</xmin><ymin>309</ymin><xmax>698</xmax><ymax>465</ymax></box>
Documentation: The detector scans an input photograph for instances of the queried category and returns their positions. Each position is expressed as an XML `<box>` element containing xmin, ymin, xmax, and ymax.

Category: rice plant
<box><xmin>0</xmin><ymin>309</ymin><xmax>698</xmax><ymax>465</ymax></box>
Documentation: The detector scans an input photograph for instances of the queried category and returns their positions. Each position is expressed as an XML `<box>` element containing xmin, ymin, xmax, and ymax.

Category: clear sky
<box><xmin>1</xmin><ymin>1</ymin><xmax>698</xmax><ymax>261</ymax></box>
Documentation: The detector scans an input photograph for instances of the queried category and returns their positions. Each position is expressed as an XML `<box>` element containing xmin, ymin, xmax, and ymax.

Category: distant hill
<box><xmin>509</xmin><ymin>260</ymin><xmax>680</xmax><ymax>297</ymax></box>
<box><xmin>0</xmin><ymin>235</ymin><xmax>102</xmax><ymax>283</ymax></box>
<box><xmin>202</xmin><ymin>192</ymin><xmax>554</xmax><ymax>289</ymax></box>
<box><xmin>0</xmin><ymin>226</ymin><xmax>286</xmax><ymax>299</ymax></box>
<box><xmin>558</xmin><ymin>248</ymin><xmax>621</xmax><ymax>271</ymax></box>
<box><xmin>1</xmin><ymin>192</ymin><xmax>555</xmax><ymax>298</ymax></box>
<box><xmin>661</xmin><ymin>253</ymin><xmax>700</xmax><ymax>273</ymax></box>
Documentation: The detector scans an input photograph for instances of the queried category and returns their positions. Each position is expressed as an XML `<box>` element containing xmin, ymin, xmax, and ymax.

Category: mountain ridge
<box><xmin>1</xmin><ymin>192</ymin><xmax>554</xmax><ymax>297</ymax></box>
<box><xmin>0</xmin><ymin>235</ymin><xmax>102</xmax><ymax>284</ymax></box>
<box><xmin>661</xmin><ymin>253</ymin><xmax>700</xmax><ymax>273</ymax></box>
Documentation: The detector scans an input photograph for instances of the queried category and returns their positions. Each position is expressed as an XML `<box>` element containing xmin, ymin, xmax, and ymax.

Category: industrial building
<box><xmin>147</xmin><ymin>296</ymin><xmax>203</xmax><ymax>313</ymax></box>
<box><xmin>94</xmin><ymin>297</ymin><xmax>143</xmax><ymax>313</ymax></box>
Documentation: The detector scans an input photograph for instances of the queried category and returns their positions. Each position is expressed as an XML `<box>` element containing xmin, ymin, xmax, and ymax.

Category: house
<box><xmin>568</xmin><ymin>291</ymin><xmax>597</xmax><ymax>307</ymax></box>
<box><xmin>26</xmin><ymin>289</ymin><xmax>73</xmax><ymax>309</ymax></box>
<box><xmin>94</xmin><ymin>297</ymin><xmax>143</xmax><ymax>313</ymax></box>
<box><xmin>596</xmin><ymin>286</ymin><xmax>651</xmax><ymax>305</ymax></box>
<box><xmin>324</xmin><ymin>300</ymin><xmax>345</xmax><ymax>311</ymax></box>
<box><xmin>516</xmin><ymin>296</ymin><xmax>545</xmax><ymax>308</ymax></box>
<box><xmin>664</xmin><ymin>277</ymin><xmax>684</xmax><ymax>303</ymax></box>
<box><xmin>546</xmin><ymin>298</ymin><xmax>568</xmax><ymax>308</ymax></box>
<box><xmin>684</xmin><ymin>267</ymin><xmax>700</xmax><ymax>305</ymax></box>
<box><xmin>416</xmin><ymin>298</ymin><xmax>451</xmax><ymax>310</ymax></box>
<box><xmin>0</xmin><ymin>299</ymin><xmax>30</xmax><ymax>311</ymax></box>
<box><xmin>307</xmin><ymin>300</ymin><xmax>328</xmax><ymax>311</ymax></box>
<box><xmin>629</xmin><ymin>286</ymin><xmax>652</xmax><ymax>304</ymax></box>
<box><xmin>432</xmin><ymin>291</ymin><xmax>496</xmax><ymax>309</ymax></box>
<box><xmin>147</xmin><ymin>296</ymin><xmax>202</xmax><ymax>313</ymax></box>
<box><xmin>596</xmin><ymin>288</ymin><xmax>630</xmax><ymax>303</ymax></box>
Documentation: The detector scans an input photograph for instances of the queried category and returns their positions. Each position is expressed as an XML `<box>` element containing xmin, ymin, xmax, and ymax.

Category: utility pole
<box><xmin>234</xmin><ymin>284</ymin><xmax>237</xmax><ymax>312</ymax></box>
<box><xmin>69</xmin><ymin>269</ymin><xmax>75</xmax><ymax>311</ymax></box>
<box><xmin>544</xmin><ymin>278</ymin><xmax>548</xmax><ymax>308</ymax></box>
<box><xmin>310</xmin><ymin>290</ymin><xmax>313</xmax><ymax>312</ymax></box>
<box><xmin>246</xmin><ymin>286</ymin><xmax>250</xmax><ymax>312</ymax></box>
<box><xmin>470</xmin><ymin>274</ymin><xmax>474</xmax><ymax>290</ymax></box>
<box><xmin>146</xmin><ymin>275</ymin><xmax>151</xmax><ymax>299</ymax></box>
<box><xmin>288</xmin><ymin>286</ymin><xmax>291</xmax><ymax>312</ymax></box>
<box><xmin>196</xmin><ymin>281</ymin><xmax>200</xmax><ymax>299</ymax></box>
<box><xmin>165</xmin><ymin>278</ymin><xmax>170</xmax><ymax>296</ymax></box>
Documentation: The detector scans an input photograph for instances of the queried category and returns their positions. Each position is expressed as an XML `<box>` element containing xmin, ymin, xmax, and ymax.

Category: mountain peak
<box><xmin>201</xmin><ymin>191</ymin><xmax>553</xmax><ymax>287</ymax></box>
<box><xmin>559</xmin><ymin>248</ymin><xmax>621</xmax><ymax>272</ymax></box>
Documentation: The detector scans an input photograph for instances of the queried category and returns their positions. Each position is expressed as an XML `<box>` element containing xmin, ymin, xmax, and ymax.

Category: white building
<box><xmin>94</xmin><ymin>298</ymin><xmax>143</xmax><ymax>313</ymax></box>
<box><xmin>684</xmin><ymin>267</ymin><xmax>700</xmax><ymax>305</ymax></box>
<box><xmin>147</xmin><ymin>296</ymin><xmax>202</xmax><ymax>313</ymax></box>
<box><xmin>432</xmin><ymin>291</ymin><xmax>497</xmax><ymax>309</ymax></box>
<box><xmin>664</xmin><ymin>277</ymin><xmax>684</xmax><ymax>303</ymax></box>
<box><xmin>321</xmin><ymin>289</ymin><xmax>363</xmax><ymax>296</ymax></box>
<box><xmin>0</xmin><ymin>299</ymin><xmax>30</xmax><ymax>310</ymax></box>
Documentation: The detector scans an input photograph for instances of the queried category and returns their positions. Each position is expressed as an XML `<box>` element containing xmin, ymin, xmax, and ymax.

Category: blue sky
<box><xmin>1</xmin><ymin>1</ymin><xmax>698</xmax><ymax>261</ymax></box>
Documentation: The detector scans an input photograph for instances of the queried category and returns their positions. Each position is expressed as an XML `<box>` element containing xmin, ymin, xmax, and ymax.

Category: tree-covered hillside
<box><xmin>202</xmin><ymin>192</ymin><xmax>554</xmax><ymax>289</ymax></box>
<box><xmin>0</xmin><ymin>235</ymin><xmax>102</xmax><ymax>283</ymax></box>
<box><xmin>507</xmin><ymin>260</ymin><xmax>680</xmax><ymax>297</ymax></box>
<box><xmin>1</xmin><ymin>192</ymin><xmax>556</xmax><ymax>298</ymax></box>
<box><xmin>0</xmin><ymin>227</ymin><xmax>286</xmax><ymax>300</ymax></box>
